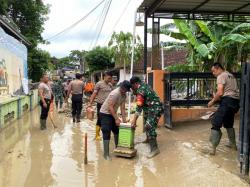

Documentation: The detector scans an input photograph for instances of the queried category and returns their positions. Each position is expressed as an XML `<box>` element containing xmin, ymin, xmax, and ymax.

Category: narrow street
<box><xmin>0</xmin><ymin>107</ymin><xmax>248</xmax><ymax>187</ymax></box>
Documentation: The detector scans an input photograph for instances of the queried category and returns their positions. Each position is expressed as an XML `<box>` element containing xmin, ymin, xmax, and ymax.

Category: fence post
<box><xmin>239</xmin><ymin>61</ymin><xmax>250</xmax><ymax>176</ymax></box>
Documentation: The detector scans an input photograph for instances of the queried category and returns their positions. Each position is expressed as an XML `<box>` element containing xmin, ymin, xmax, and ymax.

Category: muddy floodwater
<box><xmin>0</xmin><ymin>108</ymin><xmax>249</xmax><ymax>187</ymax></box>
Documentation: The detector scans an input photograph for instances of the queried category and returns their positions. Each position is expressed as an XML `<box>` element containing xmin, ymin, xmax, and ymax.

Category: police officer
<box><xmin>66</xmin><ymin>73</ymin><xmax>85</xmax><ymax>123</ymax></box>
<box><xmin>99</xmin><ymin>80</ymin><xmax>131</xmax><ymax>160</ymax></box>
<box><xmin>208</xmin><ymin>63</ymin><xmax>240</xmax><ymax>155</ymax></box>
<box><xmin>130</xmin><ymin>77</ymin><xmax>164</xmax><ymax>158</ymax></box>
<box><xmin>88</xmin><ymin>72</ymin><xmax>113</xmax><ymax>140</ymax></box>
<box><xmin>38</xmin><ymin>74</ymin><xmax>53</xmax><ymax>130</ymax></box>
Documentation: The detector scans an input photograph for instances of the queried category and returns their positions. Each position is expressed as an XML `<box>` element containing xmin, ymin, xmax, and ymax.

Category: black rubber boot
<box><xmin>114</xmin><ymin>134</ymin><xmax>119</xmax><ymax>148</ymax></box>
<box><xmin>209</xmin><ymin>129</ymin><xmax>222</xmax><ymax>155</ymax></box>
<box><xmin>147</xmin><ymin>138</ymin><xmax>160</xmax><ymax>158</ymax></box>
<box><xmin>226</xmin><ymin>128</ymin><xmax>237</xmax><ymax>150</ymax></box>
<box><xmin>72</xmin><ymin>115</ymin><xmax>76</xmax><ymax>123</ymax></box>
<box><xmin>103</xmin><ymin>140</ymin><xmax>111</xmax><ymax>160</ymax></box>
<box><xmin>76</xmin><ymin>114</ymin><xmax>80</xmax><ymax>123</ymax></box>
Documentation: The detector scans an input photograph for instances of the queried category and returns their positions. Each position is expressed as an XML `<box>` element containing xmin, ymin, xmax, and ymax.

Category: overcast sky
<box><xmin>40</xmin><ymin>0</ymin><xmax>173</xmax><ymax>58</ymax></box>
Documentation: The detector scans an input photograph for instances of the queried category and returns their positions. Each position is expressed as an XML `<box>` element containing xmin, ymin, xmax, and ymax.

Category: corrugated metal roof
<box><xmin>0</xmin><ymin>16</ymin><xmax>31</xmax><ymax>46</ymax></box>
<box><xmin>139</xmin><ymin>0</ymin><xmax>250</xmax><ymax>22</ymax></box>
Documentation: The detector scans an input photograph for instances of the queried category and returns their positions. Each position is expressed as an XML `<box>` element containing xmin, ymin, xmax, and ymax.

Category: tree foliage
<box><xmin>69</xmin><ymin>50</ymin><xmax>87</xmax><ymax>72</ymax></box>
<box><xmin>0</xmin><ymin>0</ymin><xmax>51</xmax><ymax>81</ymax></box>
<box><xmin>85</xmin><ymin>46</ymin><xmax>114</xmax><ymax>72</ymax></box>
<box><xmin>28</xmin><ymin>48</ymin><xmax>53</xmax><ymax>82</ymax></box>
<box><xmin>108</xmin><ymin>31</ymin><xmax>143</xmax><ymax>67</ymax></box>
<box><xmin>157</xmin><ymin>20</ymin><xmax>250</xmax><ymax>72</ymax></box>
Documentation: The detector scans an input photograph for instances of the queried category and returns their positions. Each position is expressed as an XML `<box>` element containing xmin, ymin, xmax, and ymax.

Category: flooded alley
<box><xmin>0</xmin><ymin>108</ymin><xmax>248</xmax><ymax>187</ymax></box>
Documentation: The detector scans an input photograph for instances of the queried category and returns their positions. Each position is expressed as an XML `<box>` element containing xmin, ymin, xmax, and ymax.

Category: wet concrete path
<box><xmin>0</xmin><ymin>108</ymin><xmax>249</xmax><ymax>187</ymax></box>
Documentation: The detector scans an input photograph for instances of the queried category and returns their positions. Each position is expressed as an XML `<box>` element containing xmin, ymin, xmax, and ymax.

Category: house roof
<box><xmin>0</xmin><ymin>16</ymin><xmax>31</xmax><ymax>46</ymax></box>
<box><xmin>138</xmin><ymin>0</ymin><xmax>250</xmax><ymax>22</ymax></box>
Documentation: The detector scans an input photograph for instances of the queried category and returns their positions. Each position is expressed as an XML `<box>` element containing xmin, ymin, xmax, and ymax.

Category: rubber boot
<box><xmin>209</xmin><ymin>129</ymin><xmax>222</xmax><ymax>155</ymax></box>
<box><xmin>72</xmin><ymin>115</ymin><xmax>76</xmax><ymax>123</ymax></box>
<box><xmin>40</xmin><ymin>119</ymin><xmax>46</xmax><ymax>130</ymax></box>
<box><xmin>76</xmin><ymin>114</ymin><xmax>80</xmax><ymax>123</ymax></box>
<box><xmin>147</xmin><ymin>138</ymin><xmax>160</xmax><ymax>158</ymax></box>
<box><xmin>103</xmin><ymin>140</ymin><xmax>111</xmax><ymax>160</ymax></box>
<box><xmin>114</xmin><ymin>134</ymin><xmax>119</xmax><ymax>148</ymax></box>
<box><xmin>142</xmin><ymin>136</ymin><xmax>149</xmax><ymax>144</ymax></box>
<box><xmin>95</xmin><ymin>125</ymin><xmax>101</xmax><ymax>141</ymax></box>
<box><xmin>226</xmin><ymin>128</ymin><xmax>237</xmax><ymax>150</ymax></box>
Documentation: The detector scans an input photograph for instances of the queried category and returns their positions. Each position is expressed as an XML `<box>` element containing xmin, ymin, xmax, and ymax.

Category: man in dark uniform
<box><xmin>66</xmin><ymin>73</ymin><xmax>85</xmax><ymax>123</ymax></box>
<box><xmin>208</xmin><ymin>63</ymin><xmax>240</xmax><ymax>155</ymax></box>
<box><xmin>130</xmin><ymin>77</ymin><xmax>164</xmax><ymax>158</ymax></box>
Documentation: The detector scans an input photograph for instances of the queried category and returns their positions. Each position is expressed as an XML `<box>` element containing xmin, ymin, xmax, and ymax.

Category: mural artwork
<box><xmin>0</xmin><ymin>27</ymin><xmax>28</xmax><ymax>95</ymax></box>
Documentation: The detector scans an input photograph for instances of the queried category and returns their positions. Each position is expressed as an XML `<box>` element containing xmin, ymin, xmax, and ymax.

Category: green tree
<box><xmin>69</xmin><ymin>50</ymin><xmax>87</xmax><ymax>73</ymax></box>
<box><xmin>0</xmin><ymin>0</ymin><xmax>51</xmax><ymax>81</ymax></box>
<box><xmin>108</xmin><ymin>31</ymin><xmax>143</xmax><ymax>76</ymax></box>
<box><xmin>28</xmin><ymin>48</ymin><xmax>53</xmax><ymax>82</ymax></box>
<box><xmin>158</xmin><ymin>20</ymin><xmax>250</xmax><ymax>72</ymax></box>
<box><xmin>85</xmin><ymin>46</ymin><xmax>114</xmax><ymax>72</ymax></box>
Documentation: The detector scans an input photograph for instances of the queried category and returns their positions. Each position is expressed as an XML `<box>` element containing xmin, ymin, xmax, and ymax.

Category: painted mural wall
<box><xmin>0</xmin><ymin>27</ymin><xmax>28</xmax><ymax>95</ymax></box>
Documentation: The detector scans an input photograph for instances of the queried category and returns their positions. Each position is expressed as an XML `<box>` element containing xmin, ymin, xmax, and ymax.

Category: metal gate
<box><xmin>163</xmin><ymin>72</ymin><xmax>241</xmax><ymax>128</ymax></box>
<box><xmin>239</xmin><ymin>61</ymin><xmax>250</xmax><ymax>175</ymax></box>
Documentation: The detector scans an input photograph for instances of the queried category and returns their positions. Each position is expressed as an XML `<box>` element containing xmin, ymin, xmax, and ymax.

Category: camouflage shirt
<box><xmin>135</xmin><ymin>83</ymin><xmax>163</xmax><ymax>115</ymax></box>
<box><xmin>52</xmin><ymin>80</ymin><xmax>64</xmax><ymax>97</ymax></box>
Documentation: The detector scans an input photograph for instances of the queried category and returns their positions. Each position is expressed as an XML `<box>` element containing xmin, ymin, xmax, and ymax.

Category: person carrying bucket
<box><xmin>88</xmin><ymin>72</ymin><xmax>113</xmax><ymax>141</ymax></box>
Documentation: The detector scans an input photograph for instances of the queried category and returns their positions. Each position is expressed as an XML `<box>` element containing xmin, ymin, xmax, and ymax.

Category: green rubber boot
<box><xmin>226</xmin><ymin>128</ymin><xmax>237</xmax><ymax>150</ymax></box>
<box><xmin>103</xmin><ymin>140</ymin><xmax>111</xmax><ymax>161</ymax></box>
<box><xmin>209</xmin><ymin>129</ymin><xmax>222</xmax><ymax>155</ymax></box>
<box><xmin>147</xmin><ymin>138</ymin><xmax>160</xmax><ymax>158</ymax></box>
<box><xmin>40</xmin><ymin>119</ymin><xmax>47</xmax><ymax>130</ymax></box>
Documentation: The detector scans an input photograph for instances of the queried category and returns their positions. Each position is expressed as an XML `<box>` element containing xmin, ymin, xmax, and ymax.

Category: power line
<box><xmin>89</xmin><ymin>0</ymin><xmax>110</xmax><ymax>49</ymax></box>
<box><xmin>93</xmin><ymin>0</ymin><xmax>113</xmax><ymax>48</ymax></box>
<box><xmin>45</xmin><ymin>0</ymin><xmax>106</xmax><ymax>41</ymax></box>
<box><xmin>104</xmin><ymin>0</ymin><xmax>132</xmax><ymax>45</ymax></box>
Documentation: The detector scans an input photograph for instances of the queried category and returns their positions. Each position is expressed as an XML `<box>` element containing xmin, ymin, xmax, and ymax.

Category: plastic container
<box><xmin>86</xmin><ymin>106</ymin><xmax>94</xmax><ymax>121</ymax></box>
<box><xmin>118</xmin><ymin>123</ymin><xmax>135</xmax><ymax>148</ymax></box>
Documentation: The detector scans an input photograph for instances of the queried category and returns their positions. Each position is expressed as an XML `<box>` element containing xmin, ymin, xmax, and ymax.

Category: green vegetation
<box><xmin>158</xmin><ymin>20</ymin><xmax>250</xmax><ymax>72</ymax></box>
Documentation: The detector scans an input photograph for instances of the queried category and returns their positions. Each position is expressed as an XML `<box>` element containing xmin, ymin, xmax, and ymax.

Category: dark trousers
<box><xmin>72</xmin><ymin>94</ymin><xmax>83</xmax><ymax>118</ymax></box>
<box><xmin>40</xmin><ymin>99</ymin><xmax>51</xmax><ymax>120</ymax></box>
<box><xmin>100</xmin><ymin>113</ymin><xmax>119</xmax><ymax>140</ymax></box>
<box><xmin>96</xmin><ymin>103</ymin><xmax>102</xmax><ymax>126</ymax></box>
<box><xmin>212</xmin><ymin>97</ymin><xmax>240</xmax><ymax>131</ymax></box>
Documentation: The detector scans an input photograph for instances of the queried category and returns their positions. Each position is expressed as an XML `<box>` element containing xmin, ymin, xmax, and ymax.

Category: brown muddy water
<box><xmin>0</xmin><ymin>107</ymin><xmax>249</xmax><ymax>187</ymax></box>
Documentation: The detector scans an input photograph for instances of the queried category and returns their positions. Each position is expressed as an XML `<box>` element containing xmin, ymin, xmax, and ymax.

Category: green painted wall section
<box><xmin>0</xmin><ymin>89</ymin><xmax>39</xmax><ymax>129</ymax></box>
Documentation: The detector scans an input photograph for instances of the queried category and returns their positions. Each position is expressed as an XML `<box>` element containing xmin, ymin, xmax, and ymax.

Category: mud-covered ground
<box><xmin>0</xmin><ymin>108</ymin><xmax>248</xmax><ymax>187</ymax></box>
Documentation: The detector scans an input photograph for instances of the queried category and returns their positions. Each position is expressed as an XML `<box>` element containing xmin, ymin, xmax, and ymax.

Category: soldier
<box><xmin>52</xmin><ymin>76</ymin><xmax>64</xmax><ymax>111</ymax></box>
<box><xmin>208</xmin><ymin>63</ymin><xmax>240</xmax><ymax>155</ymax></box>
<box><xmin>88</xmin><ymin>72</ymin><xmax>113</xmax><ymax>140</ymax></box>
<box><xmin>38</xmin><ymin>74</ymin><xmax>53</xmax><ymax>130</ymax></box>
<box><xmin>130</xmin><ymin>76</ymin><xmax>164</xmax><ymax>158</ymax></box>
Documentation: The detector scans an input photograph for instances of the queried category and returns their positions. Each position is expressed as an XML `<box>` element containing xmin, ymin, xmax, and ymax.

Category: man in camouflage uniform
<box><xmin>130</xmin><ymin>76</ymin><xmax>164</xmax><ymax>158</ymax></box>
<box><xmin>52</xmin><ymin>76</ymin><xmax>64</xmax><ymax>111</ymax></box>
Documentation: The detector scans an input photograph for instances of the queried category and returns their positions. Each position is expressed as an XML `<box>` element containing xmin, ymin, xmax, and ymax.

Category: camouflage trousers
<box><xmin>144</xmin><ymin>107</ymin><xmax>163</xmax><ymax>139</ymax></box>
